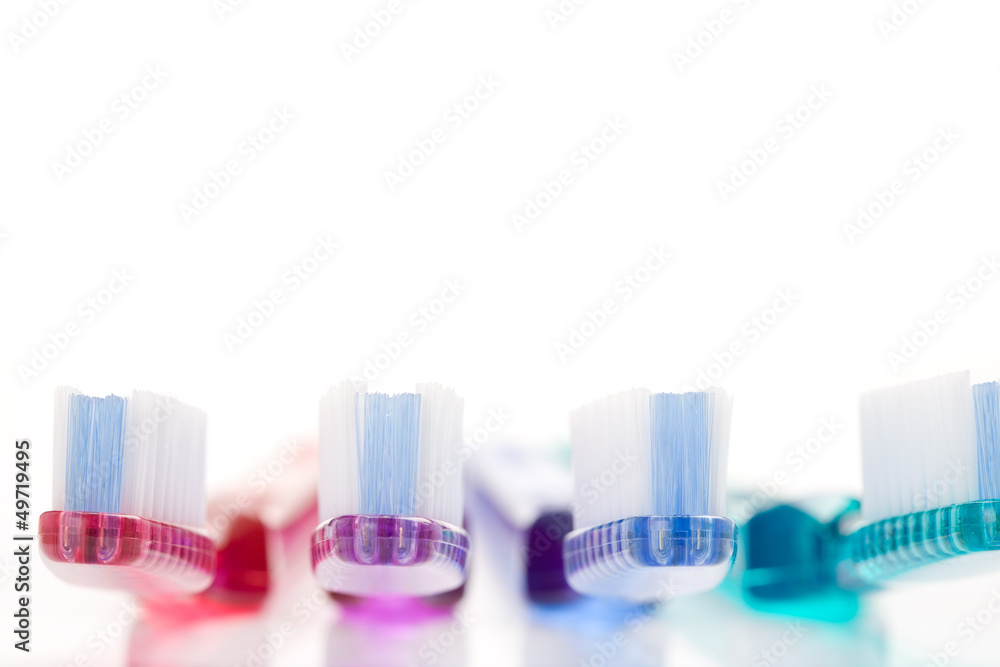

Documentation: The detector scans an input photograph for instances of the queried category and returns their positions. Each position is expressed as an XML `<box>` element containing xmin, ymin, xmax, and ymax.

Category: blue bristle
<box><xmin>65</xmin><ymin>394</ymin><xmax>127</xmax><ymax>514</ymax></box>
<box><xmin>358</xmin><ymin>392</ymin><xmax>421</xmax><ymax>516</ymax></box>
<box><xmin>975</xmin><ymin>382</ymin><xmax>1000</xmax><ymax>500</ymax></box>
<box><xmin>649</xmin><ymin>392</ymin><xmax>714</xmax><ymax>516</ymax></box>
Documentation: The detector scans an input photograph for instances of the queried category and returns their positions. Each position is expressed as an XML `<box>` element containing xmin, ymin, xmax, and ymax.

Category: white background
<box><xmin>2</xmin><ymin>0</ymin><xmax>999</xmax><ymax>665</ymax></box>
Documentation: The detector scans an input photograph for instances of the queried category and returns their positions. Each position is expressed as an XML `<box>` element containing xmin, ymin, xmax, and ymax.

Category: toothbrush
<box><xmin>563</xmin><ymin>388</ymin><xmax>737</xmax><ymax>602</ymax></box>
<box><xmin>202</xmin><ymin>439</ymin><xmax>319</xmax><ymax>607</ymax></box>
<box><xmin>312</xmin><ymin>381</ymin><xmax>470</xmax><ymax>599</ymax></box>
<box><xmin>733</xmin><ymin>495</ymin><xmax>861</xmax><ymax>621</ymax></box>
<box><xmin>466</xmin><ymin>443</ymin><xmax>578</xmax><ymax>604</ymax></box>
<box><xmin>846</xmin><ymin>372</ymin><xmax>1000</xmax><ymax>584</ymax></box>
<box><xmin>39</xmin><ymin>388</ymin><xmax>214</xmax><ymax>596</ymax></box>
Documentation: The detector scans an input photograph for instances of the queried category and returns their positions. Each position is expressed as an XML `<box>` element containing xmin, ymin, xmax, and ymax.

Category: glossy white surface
<box><xmin>3</xmin><ymin>0</ymin><xmax>1000</xmax><ymax>663</ymax></box>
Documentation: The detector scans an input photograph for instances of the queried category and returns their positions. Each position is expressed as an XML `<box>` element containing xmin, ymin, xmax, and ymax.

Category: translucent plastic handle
<box><xmin>563</xmin><ymin>515</ymin><xmax>737</xmax><ymax>602</ymax></box>
<box><xmin>39</xmin><ymin>511</ymin><xmax>215</xmax><ymax>596</ymax></box>
<box><xmin>311</xmin><ymin>515</ymin><xmax>470</xmax><ymax>598</ymax></box>
<box><xmin>845</xmin><ymin>500</ymin><xmax>1000</xmax><ymax>585</ymax></box>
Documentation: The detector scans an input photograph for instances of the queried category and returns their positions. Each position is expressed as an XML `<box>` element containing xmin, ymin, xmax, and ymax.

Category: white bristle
<box><xmin>414</xmin><ymin>382</ymin><xmax>465</xmax><ymax>527</ymax></box>
<box><xmin>707</xmin><ymin>389</ymin><xmax>734</xmax><ymax>514</ymax></box>
<box><xmin>859</xmin><ymin>372</ymin><xmax>978</xmax><ymax>523</ymax></box>
<box><xmin>570</xmin><ymin>388</ymin><xmax>651</xmax><ymax>528</ymax></box>
<box><xmin>318</xmin><ymin>380</ymin><xmax>364</xmax><ymax>522</ymax></box>
<box><xmin>53</xmin><ymin>388</ymin><xmax>207</xmax><ymax>528</ymax></box>
<box><xmin>52</xmin><ymin>386</ymin><xmax>74</xmax><ymax>515</ymax></box>
<box><xmin>570</xmin><ymin>388</ymin><xmax>732</xmax><ymax>529</ymax></box>
<box><xmin>318</xmin><ymin>381</ymin><xmax>465</xmax><ymax>526</ymax></box>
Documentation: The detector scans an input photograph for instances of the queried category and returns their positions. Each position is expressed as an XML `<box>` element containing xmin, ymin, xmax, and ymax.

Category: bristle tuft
<box><xmin>359</xmin><ymin>392</ymin><xmax>421</xmax><ymax>516</ymax></box>
<box><xmin>570</xmin><ymin>389</ymin><xmax>650</xmax><ymax>528</ymax></box>
<box><xmin>52</xmin><ymin>388</ymin><xmax>207</xmax><ymax>528</ymax></box>
<box><xmin>64</xmin><ymin>392</ymin><xmax>127</xmax><ymax>515</ymax></box>
<box><xmin>859</xmin><ymin>372</ymin><xmax>978</xmax><ymax>523</ymax></box>
<box><xmin>415</xmin><ymin>382</ymin><xmax>464</xmax><ymax>526</ymax></box>
<box><xmin>319</xmin><ymin>382</ymin><xmax>464</xmax><ymax>526</ymax></box>
<box><xmin>319</xmin><ymin>380</ymin><xmax>365</xmax><ymax>522</ymax></box>
<box><xmin>650</xmin><ymin>390</ymin><xmax>732</xmax><ymax>516</ymax></box>
<box><xmin>975</xmin><ymin>382</ymin><xmax>1000</xmax><ymax>501</ymax></box>
<box><xmin>570</xmin><ymin>388</ymin><xmax>731</xmax><ymax>530</ymax></box>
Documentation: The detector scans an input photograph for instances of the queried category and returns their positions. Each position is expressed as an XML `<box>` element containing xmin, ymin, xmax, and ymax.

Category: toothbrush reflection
<box><xmin>325</xmin><ymin>599</ymin><xmax>469</xmax><ymax>667</ymax></box>
<box><xmin>524</xmin><ymin>599</ymin><xmax>669</xmax><ymax>667</ymax></box>
<box><xmin>671</xmin><ymin>590</ymin><xmax>888</xmax><ymax>667</ymax></box>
